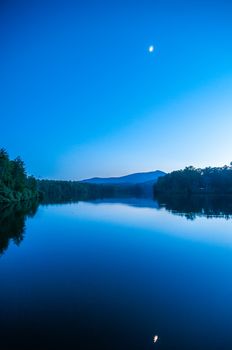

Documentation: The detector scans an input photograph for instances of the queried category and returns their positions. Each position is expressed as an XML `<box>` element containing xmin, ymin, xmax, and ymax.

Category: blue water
<box><xmin>1</xmin><ymin>200</ymin><xmax>232</xmax><ymax>349</ymax></box>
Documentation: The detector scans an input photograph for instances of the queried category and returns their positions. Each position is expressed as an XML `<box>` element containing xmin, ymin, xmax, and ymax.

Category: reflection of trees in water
<box><xmin>1</xmin><ymin>194</ymin><xmax>231</xmax><ymax>257</ymax></box>
<box><xmin>0</xmin><ymin>201</ymin><xmax>39</xmax><ymax>255</ymax></box>
<box><xmin>155</xmin><ymin>194</ymin><xmax>232</xmax><ymax>220</ymax></box>
<box><xmin>39</xmin><ymin>182</ymin><xmax>146</xmax><ymax>205</ymax></box>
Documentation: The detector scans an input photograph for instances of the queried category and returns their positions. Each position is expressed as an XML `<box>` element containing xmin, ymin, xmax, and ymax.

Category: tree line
<box><xmin>0</xmin><ymin>148</ymin><xmax>38</xmax><ymax>202</ymax></box>
<box><xmin>0</xmin><ymin>148</ymin><xmax>144</xmax><ymax>204</ymax></box>
<box><xmin>154</xmin><ymin>164</ymin><xmax>232</xmax><ymax>195</ymax></box>
<box><xmin>2</xmin><ymin>147</ymin><xmax>232</xmax><ymax>203</ymax></box>
<box><xmin>37</xmin><ymin>180</ymin><xmax>144</xmax><ymax>204</ymax></box>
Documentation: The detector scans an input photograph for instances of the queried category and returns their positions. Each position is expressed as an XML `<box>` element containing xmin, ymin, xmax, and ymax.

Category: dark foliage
<box><xmin>154</xmin><ymin>165</ymin><xmax>232</xmax><ymax>195</ymax></box>
<box><xmin>37</xmin><ymin>180</ymin><xmax>144</xmax><ymax>204</ymax></box>
<box><xmin>0</xmin><ymin>148</ymin><xmax>38</xmax><ymax>202</ymax></box>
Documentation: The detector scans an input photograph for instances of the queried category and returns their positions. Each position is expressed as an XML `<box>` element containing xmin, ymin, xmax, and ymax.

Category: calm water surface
<box><xmin>0</xmin><ymin>199</ymin><xmax>232</xmax><ymax>349</ymax></box>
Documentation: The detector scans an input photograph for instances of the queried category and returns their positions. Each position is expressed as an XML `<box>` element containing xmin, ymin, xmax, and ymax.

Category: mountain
<box><xmin>81</xmin><ymin>170</ymin><xmax>166</xmax><ymax>185</ymax></box>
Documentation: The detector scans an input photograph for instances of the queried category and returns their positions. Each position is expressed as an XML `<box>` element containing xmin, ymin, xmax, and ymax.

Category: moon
<box><xmin>148</xmin><ymin>45</ymin><xmax>155</xmax><ymax>53</ymax></box>
<box><xmin>153</xmin><ymin>335</ymin><xmax>159</xmax><ymax>343</ymax></box>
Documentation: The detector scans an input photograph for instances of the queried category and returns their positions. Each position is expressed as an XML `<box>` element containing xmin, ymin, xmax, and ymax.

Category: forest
<box><xmin>37</xmin><ymin>179</ymin><xmax>144</xmax><ymax>203</ymax></box>
<box><xmin>2</xmin><ymin>147</ymin><xmax>232</xmax><ymax>203</ymax></box>
<box><xmin>0</xmin><ymin>148</ymin><xmax>38</xmax><ymax>202</ymax></box>
<box><xmin>154</xmin><ymin>165</ymin><xmax>232</xmax><ymax>195</ymax></box>
<box><xmin>0</xmin><ymin>148</ymin><xmax>143</xmax><ymax>204</ymax></box>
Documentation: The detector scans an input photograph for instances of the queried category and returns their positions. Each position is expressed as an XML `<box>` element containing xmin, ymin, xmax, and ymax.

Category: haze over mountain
<box><xmin>81</xmin><ymin>170</ymin><xmax>166</xmax><ymax>185</ymax></box>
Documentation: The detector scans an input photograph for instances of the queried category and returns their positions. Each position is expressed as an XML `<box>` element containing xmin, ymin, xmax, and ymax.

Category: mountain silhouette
<box><xmin>81</xmin><ymin>170</ymin><xmax>166</xmax><ymax>185</ymax></box>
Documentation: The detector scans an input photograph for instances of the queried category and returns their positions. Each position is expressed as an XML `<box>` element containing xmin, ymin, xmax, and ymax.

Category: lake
<box><xmin>0</xmin><ymin>198</ymin><xmax>232</xmax><ymax>349</ymax></box>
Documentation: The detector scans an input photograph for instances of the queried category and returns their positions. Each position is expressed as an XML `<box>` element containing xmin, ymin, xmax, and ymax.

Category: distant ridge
<box><xmin>81</xmin><ymin>170</ymin><xmax>166</xmax><ymax>185</ymax></box>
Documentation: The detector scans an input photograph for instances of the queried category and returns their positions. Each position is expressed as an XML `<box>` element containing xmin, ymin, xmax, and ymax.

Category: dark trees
<box><xmin>0</xmin><ymin>148</ymin><xmax>38</xmax><ymax>202</ymax></box>
<box><xmin>154</xmin><ymin>165</ymin><xmax>232</xmax><ymax>195</ymax></box>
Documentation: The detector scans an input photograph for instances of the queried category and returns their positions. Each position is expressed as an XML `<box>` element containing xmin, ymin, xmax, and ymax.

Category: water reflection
<box><xmin>155</xmin><ymin>194</ymin><xmax>232</xmax><ymax>220</ymax></box>
<box><xmin>153</xmin><ymin>335</ymin><xmax>159</xmax><ymax>343</ymax></box>
<box><xmin>1</xmin><ymin>194</ymin><xmax>232</xmax><ymax>256</ymax></box>
<box><xmin>87</xmin><ymin>194</ymin><xmax>232</xmax><ymax>220</ymax></box>
<box><xmin>0</xmin><ymin>201</ymin><xmax>39</xmax><ymax>255</ymax></box>
<box><xmin>1</xmin><ymin>198</ymin><xmax>232</xmax><ymax>349</ymax></box>
<box><xmin>89</xmin><ymin>196</ymin><xmax>159</xmax><ymax>209</ymax></box>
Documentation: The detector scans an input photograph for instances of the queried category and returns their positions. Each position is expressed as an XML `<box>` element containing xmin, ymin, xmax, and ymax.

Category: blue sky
<box><xmin>1</xmin><ymin>0</ymin><xmax>232</xmax><ymax>179</ymax></box>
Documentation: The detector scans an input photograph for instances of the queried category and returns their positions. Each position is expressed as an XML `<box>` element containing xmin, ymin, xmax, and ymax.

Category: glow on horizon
<box><xmin>1</xmin><ymin>0</ymin><xmax>232</xmax><ymax>179</ymax></box>
<box><xmin>56</xmin><ymin>77</ymin><xmax>232</xmax><ymax>180</ymax></box>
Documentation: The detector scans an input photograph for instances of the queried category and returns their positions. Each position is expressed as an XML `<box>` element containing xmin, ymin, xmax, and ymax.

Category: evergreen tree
<box><xmin>0</xmin><ymin>148</ymin><xmax>39</xmax><ymax>202</ymax></box>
